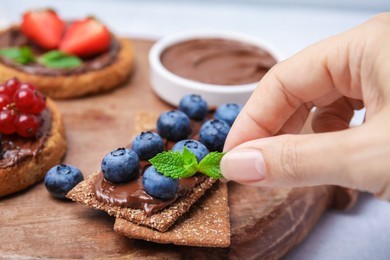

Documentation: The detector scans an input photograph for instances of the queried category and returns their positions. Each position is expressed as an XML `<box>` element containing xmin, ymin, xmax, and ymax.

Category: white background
<box><xmin>1</xmin><ymin>0</ymin><xmax>390</xmax><ymax>259</ymax></box>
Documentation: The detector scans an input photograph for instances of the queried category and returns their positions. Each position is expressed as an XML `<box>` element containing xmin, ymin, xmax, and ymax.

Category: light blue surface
<box><xmin>1</xmin><ymin>1</ymin><xmax>390</xmax><ymax>259</ymax></box>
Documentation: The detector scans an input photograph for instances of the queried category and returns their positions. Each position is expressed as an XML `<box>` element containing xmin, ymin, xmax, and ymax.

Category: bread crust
<box><xmin>0</xmin><ymin>99</ymin><xmax>67</xmax><ymax>197</ymax></box>
<box><xmin>0</xmin><ymin>38</ymin><xmax>134</xmax><ymax>99</ymax></box>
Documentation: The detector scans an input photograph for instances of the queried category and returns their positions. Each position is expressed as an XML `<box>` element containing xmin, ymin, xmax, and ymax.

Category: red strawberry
<box><xmin>21</xmin><ymin>9</ymin><xmax>65</xmax><ymax>50</ymax></box>
<box><xmin>59</xmin><ymin>18</ymin><xmax>110</xmax><ymax>57</ymax></box>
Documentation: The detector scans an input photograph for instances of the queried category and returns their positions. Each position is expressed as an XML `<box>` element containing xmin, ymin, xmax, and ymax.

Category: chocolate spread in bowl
<box><xmin>160</xmin><ymin>38</ymin><xmax>277</xmax><ymax>85</ymax></box>
<box><xmin>0</xmin><ymin>108</ymin><xmax>52</xmax><ymax>168</ymax></box>
<box><xmin>0</xmin><ymin>26</ymin><xmax>120</xmax><ymax>76</ymax></box>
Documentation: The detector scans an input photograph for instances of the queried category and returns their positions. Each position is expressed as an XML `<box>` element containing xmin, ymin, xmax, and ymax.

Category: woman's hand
<box><xmin>221</xmin><ymin>13</ymin><xmax>390</xmax><ymax>201</ymax></box>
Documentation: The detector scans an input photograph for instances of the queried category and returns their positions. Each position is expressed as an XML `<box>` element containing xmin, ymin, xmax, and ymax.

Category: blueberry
<box><xmin>44</xmin><ymin>164</ymin><xmax>84</xmax><ymax>199</ymax></box>
<box><xmin>132</xmin><ymin>131</ymin><xmax>164</xmax><ymax>160</ymax></box>
<box><xmin>214</xmin><ymin>103</ymin><xmax>243</xmax><ymax>126</ymax></box>
<box><xmin>199</xmin><ymin>119</ymin><xmax>230</xmax><ymax>152</ymax></box>
<box><xmin>179</xmin><ymin>94</ymin><xmax>208</xmax><ymax>120</ymax></box>
<box><xmin>101</xmin><ymin>148</ymin><xmax>139</xmax><ymax>183</ymax></box>
<box><xmin>142</xmin><ymin>166</ymin><xmax>179</xmax><ymax>200</ymax></box>
<box><xmin>172</xmin><ymin>139</ymin><xmax>209</xmax><ymax>162</ymax></box>
<box><xmin>157</xmin><ymin>110</ymin><xmax>191</xmax><ymax>141</ymax></box>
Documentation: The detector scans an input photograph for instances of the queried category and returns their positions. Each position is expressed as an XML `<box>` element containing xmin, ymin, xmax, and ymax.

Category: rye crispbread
<box><xmin>67</xmin><ymin>110</ymin><xmax>231</xmax><ymax>246</ymax></box>
<box><xmin>114</xmin><ymin>181</ymin><xmax>230</xmax><ymax>247</ymax></box>
<box><xmin>67</xmin><ymin>171</ymin><xmax>217</xmax><ymax>232</ymax></box>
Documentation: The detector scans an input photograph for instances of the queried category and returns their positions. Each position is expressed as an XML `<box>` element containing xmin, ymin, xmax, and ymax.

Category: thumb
<box><xmin>220</xmin><ymin>125</ymin><xmax>390</xmax><ymax>200</ymax></box>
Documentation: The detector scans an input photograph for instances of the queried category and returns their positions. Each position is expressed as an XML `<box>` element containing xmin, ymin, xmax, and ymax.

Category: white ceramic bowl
<box><xmin>149</xmin><ymin>30</ymin><xmax>284</xmax><ymax>107</ymax></box>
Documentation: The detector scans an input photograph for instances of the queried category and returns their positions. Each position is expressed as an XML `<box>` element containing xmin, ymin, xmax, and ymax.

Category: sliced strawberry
<box><xmin>59</xmin><ymin>18</ymin><xmax>110</xmax><ymax>57</ymax></box>
<box><xmin>21</xmin><ymin>9</ymin><xmax>65</xmax><ymax>50</ymax></box>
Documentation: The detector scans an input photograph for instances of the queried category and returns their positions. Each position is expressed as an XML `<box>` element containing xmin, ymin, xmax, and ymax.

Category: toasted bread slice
<box><xmin>0</xmin><ymin>99</ymin><xmax>66</xmax><ymax>197</ymax></box>
<box><xmin>0</xmin><ymin>28</ymin><xmax>134</xmax><ymax>99</ymax></box>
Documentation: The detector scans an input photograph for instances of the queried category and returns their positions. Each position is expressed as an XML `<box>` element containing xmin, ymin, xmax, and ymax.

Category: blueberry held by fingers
<box><xmin>44</xmin><ymin>164</ymin><xmax>84</xmax><ymax>199</ymax></box>
<box><xmin>172</xmin><ymin>139</ymin><xmax>209</xmax><ymax>162</ymax></box>
<box><xmin>143</xmin><ymin>166</ymin><xmax>179</xmax><ymax>200</ymax></box>
<box><xmin>199</xmin><ymin>119</ymin><xmax>230</xmax><ymax>152</ymax></box>
<box><xmin>132</xmin><ymin>131</ymin><xmax>164</xmax><ymax>160</ymax></box>
<box><xmin>101</xmin><ymin>148</ymin><xmax>140</xmax><ymax>183</ymax></box>
<box><xmin>179</xmin><ymin>94</ymin><xmax>208</xmax><ymax>121</ymax></box>
<box><xmin>214</xmin><ymin>103</ymin><xmax>242</xmax><ymax>126</ymax></box>
<box><xmin>157</xmin><ymin>110</ymin><xmax>191</xmax><ymax>141</ymax></box>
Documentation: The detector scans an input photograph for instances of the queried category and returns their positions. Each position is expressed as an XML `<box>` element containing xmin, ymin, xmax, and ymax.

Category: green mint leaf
<box><xmin>0</xmin><ymin>47</ymin><xmax>35</xmax><ymax>64</ymax></box>
<box><xmin>182</xmin><ymin>147</ymin><xmax>199</xmax><ymax>176</ymax></box>
<box><xmin>198</xmin><ymin>152</ymin><xmax>225</xmax><ymax>179</ymax></box>
<box><xmin>149</xmin><ymin>148</ymin><xmax>225</xmax><ymax>179</ymax></box>
<box><xmin>149</xmin><ymin>150</ymin><xmax>198</xmax><ymax>179</ymax></box>
<box><xmin>19</xmin><ymin>47</ymin><xmax>35</xmax><ymax>64</ymax></box>
<box><xmin>38</xmin><ymin>51</ymin><xmax>82</xmax><ymax>69</ymax></box>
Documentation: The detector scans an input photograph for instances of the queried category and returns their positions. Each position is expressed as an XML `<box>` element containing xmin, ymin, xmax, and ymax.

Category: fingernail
<box><xmin>221</xmin><ymin>149</ymin><xmax>266</xmax><ymax>183</ymax></box>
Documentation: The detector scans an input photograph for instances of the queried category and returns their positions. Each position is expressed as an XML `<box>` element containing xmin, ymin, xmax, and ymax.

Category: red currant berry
<box><xmin>19</xmin><ymin>82</ymin><xmax>37</xmax><ymax>91</ymax></box>
<box><xmin>30</xmin><ymin>92</ymin><xmax>46</xmax><ymax>114</ymax></box>
<box><xmin>0</xmin><ymin>94</ymin><xmax>11</xmax><ymax>109</ymax></box>
<box><xmin>4</xmin><ymin>78</ymin><xmax>20</xmax><ymax>97</ymax></box>
<box><xmin>0</xmin><ymin>110</ymin><xmax>16</xmax><ymax>134</ymax></box>
<box><xmin>0</xmin><ymin>83</ymin><xmax>15</xmax><ymax>98</ymax></box>
<box><xmin>15</xmin><ymin>113</ymin><xmax>40</xmax><ymax>138</ymax></box>
<box><xmin>14</xmin><ymin>88</ymin><xmax>36</xmax><ymax>112</ymax></box>
<box><xmin>0</xmin><ymin>84</ymin><xmax>8</xmax><ymax>97</ymax></box>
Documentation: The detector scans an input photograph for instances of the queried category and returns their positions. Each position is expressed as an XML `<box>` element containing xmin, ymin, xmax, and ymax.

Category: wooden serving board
<box><xmin>0</xmin><ymin>39</ymin><xmax>347</xmax><ymax>259</ymax></box>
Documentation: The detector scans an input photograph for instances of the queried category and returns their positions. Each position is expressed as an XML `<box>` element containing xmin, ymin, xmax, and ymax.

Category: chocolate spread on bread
<box><xmin>0</xmin><ymin>27</ymin><xmax>120</xmax><ymax>76</ymax></box>
<box><xmin>161</xmin><ymin>38</ymin><xmax>277</xmax><ymax>85</ymax></box>
<box><xmin>0</xmin><ymin>108</ymin><xmax>52</xmax><ymax>167</ymax></box>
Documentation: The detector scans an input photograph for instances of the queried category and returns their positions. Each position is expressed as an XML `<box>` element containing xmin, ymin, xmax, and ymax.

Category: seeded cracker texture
<box><xmin>66</xmin><ymin>111</ymin><xmax>230</xmax><ymax>247</ymax></box>
<box><xmin>67</xmin><ymin>172</ymin><xmax>216</xmax><ymax>231</ymax></box>
<box><xmin>114</xmin><ymin>181</ymin><xmax>230</xmax><ymax>247</ymax></box>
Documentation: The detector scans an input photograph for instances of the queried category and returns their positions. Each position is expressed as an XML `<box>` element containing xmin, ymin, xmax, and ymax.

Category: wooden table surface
<box><xmin>0</xmin><ymin>39</ymin><xmax>337</xmax><ymax>259</ymax></box>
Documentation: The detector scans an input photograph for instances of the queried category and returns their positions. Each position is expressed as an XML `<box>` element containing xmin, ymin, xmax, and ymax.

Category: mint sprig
<box><xmin>149</xmin><ymin>147</ymin><xmax>225</xmax><ymax>179</ymax></box>
<box><xmin>198</xmin><ymin>151</ymin><xmax>225</xmax><ymax>179</ymax></box>
<box><xmin>0</xmin><ymin>46</ymin><xmax>35</xmax><ymax>64</ymax></box>
<box><xmin>149</xmin><ymin>149</ymin><xmax>197</xmax><ymax>179</ymax></box>
<box><xmin>38</xmin><ymin>50</ymin><xmax>82</xmax><ymax>68</ymax></box>
<box><xmin>0</xmin><ymin>47</ymin><xmax>82</xmax><ymax>69</ymax></box>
